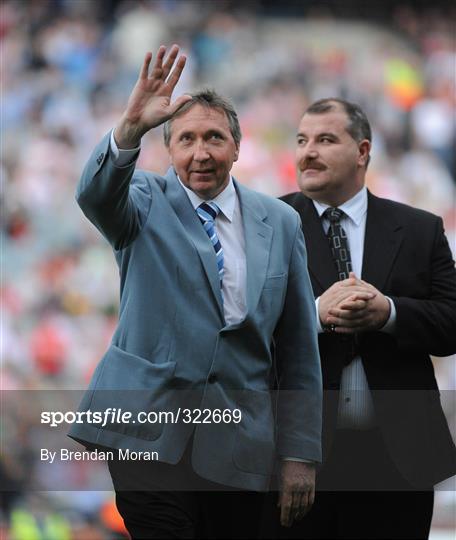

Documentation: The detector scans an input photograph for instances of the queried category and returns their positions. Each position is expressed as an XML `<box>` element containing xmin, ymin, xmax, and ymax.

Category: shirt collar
<box><xmin>312</xmin><ymin>186</ymin><xmax>367</xmax><ymax>227</ymax></box>
<box><xmin>178</xmin><ymin>175</ymin><xmax>237</xmax><ymax>222</ymax></box>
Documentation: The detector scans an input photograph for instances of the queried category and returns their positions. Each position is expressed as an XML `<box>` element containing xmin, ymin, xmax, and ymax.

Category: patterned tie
<box><xmin>197</xmin><ymin>202</ymin><xmax>224</xmax><ymax>286</ymax></box>
<box><xmin>324</xmin><ymin>207</ymin><xmax>353</xmax><ymax>281</ymax></box>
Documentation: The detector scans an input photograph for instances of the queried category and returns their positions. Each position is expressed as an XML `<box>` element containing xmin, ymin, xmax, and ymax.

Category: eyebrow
<box><xmin>177</xmin><ymin>129</ymin><xmax>226</xmax><ymax>138</ymax></box>
<box><xmin>296</xmin><ymin>131</ymin><xmax>339</xmax><ymax>139</ymax></box>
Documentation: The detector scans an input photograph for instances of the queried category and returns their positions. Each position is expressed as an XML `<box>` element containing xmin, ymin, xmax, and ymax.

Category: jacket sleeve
<box><xmin>75</xmin><ymin>131</ymin><xmax>153</xmax><ymax>250</ymax></box>
<box><xmin>274</xmin><ymin>213</ymin><xmax>323</xmax><ymax>462</ymax></box>
<box><xmin>390</xmin><ymin>217</ymin><xmax>456</xmax><ymax>356</ymax></box>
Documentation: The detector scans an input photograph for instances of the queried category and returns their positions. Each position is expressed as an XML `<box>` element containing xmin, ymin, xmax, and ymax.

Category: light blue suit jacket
<box><xmin>69</xmin><ymin>132</ymin><xmax>322</xmax><ymax>491</ymax></box>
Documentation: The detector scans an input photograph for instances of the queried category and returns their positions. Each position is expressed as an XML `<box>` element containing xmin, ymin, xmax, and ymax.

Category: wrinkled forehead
<box><xmin>171</xmin><ymin>104</ymin><xmax>230</xmax><ymax>131</ymax></box>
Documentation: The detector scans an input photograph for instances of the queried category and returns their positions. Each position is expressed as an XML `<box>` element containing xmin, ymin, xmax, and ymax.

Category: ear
<box><xmin>358</xmin><ymin>139</ymin><xmax>371</xmax><ymax>168</ymax></box>
<box><xmin>233</xmin><ymin>145</ymin><xmax>240</xmax><ymax>162</ymax></box>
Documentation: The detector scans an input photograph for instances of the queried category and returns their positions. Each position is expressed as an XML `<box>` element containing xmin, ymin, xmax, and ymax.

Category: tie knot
<box><xmin>197</xmin><ymin>202</ymin><xmax>220</xmax><ymax>222</ymax></box>
<box><xmin>324</xmin><ymin>207</ymin><xmax>344</xmax><ymax>224</ymax></box>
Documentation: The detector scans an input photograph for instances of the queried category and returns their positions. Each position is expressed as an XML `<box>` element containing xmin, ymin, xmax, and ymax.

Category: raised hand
<box><xmin>114</xmin><ymin>45</ymin><xmax>192</xmax><ymax>148</ymax></box>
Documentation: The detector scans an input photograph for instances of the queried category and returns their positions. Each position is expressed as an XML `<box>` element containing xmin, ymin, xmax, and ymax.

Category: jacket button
<box><xmin>208</xmin><ymin>374</ymin><xmax>217</xmax><ymax>384</ymax></box>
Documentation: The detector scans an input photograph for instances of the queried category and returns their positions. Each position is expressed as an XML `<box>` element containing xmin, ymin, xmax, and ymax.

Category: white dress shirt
<box><xmin>178</xmin><ymin>179</ymin><xmax>247</xmax><ymax>326</ymax></box>
<box><xmin>313</xmin><ymin>187</ymin><xmax>396</xmax><ymax>429</ymax></box>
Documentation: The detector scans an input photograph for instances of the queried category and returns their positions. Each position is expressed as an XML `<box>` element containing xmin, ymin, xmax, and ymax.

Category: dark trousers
<box><xmin>262</xmin><ymin>429</ymin><xmax>434</xmax><ymax>539</ymax></box>
<box><xmin>108</xmin><ymin>443</ymin><xmax>264</xmax><ymax>539</ymax></box>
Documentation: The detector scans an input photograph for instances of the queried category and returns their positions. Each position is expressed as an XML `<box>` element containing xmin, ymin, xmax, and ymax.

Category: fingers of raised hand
<box><xmin>160</xmin><ymin>44</ymin><xmax>180</xmax><ymax>79</ymax></box>
<box><xmin>139</xmin><ymin>51</ymin><xmax>154</xmax><ymax>80</ymax></box>
<box><xmin>166</xmin><ymin>54</ymin><xmax>187</xmax><ymax>91</ymax></box>
<box><xmin>140</xmin><ymin>45</ymin><xmax>186</xmax><ymax>89</ymax></box>
<box><xmin>149</xmin><ymin>45</ymin><xmax>167</xmax><ymax>78</ymax></box>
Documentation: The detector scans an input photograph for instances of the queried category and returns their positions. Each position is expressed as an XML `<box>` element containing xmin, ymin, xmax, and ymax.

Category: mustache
<box><xmin>297</xmin><ymin>160</ymin><xmax>326</xmax><ymax>171</ymax></box>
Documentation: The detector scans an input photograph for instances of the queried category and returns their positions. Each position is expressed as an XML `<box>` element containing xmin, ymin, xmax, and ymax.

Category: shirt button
<box><xmin>345</xmin><ymin>397</ymin><xmax>351</xmax><ymax>403</ymax></box>
<box><xmin>208</xmin><ymin>374</ymin><xmax>217</xmax><ymax>384</ymax></box>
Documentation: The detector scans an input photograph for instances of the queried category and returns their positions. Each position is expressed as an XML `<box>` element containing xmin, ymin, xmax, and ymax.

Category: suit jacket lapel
<box><xmin>235</xmin><ymin>181</ymin><xmax>273</xmax><ymax>318</ymax></box>
<box><xmin>361</xmin><ymin>191</ymin><xmax>403</xmax><ymax>289</ymax></box>
<box><xmin>163</xmin><ymin>168</ymin><xmax>224</xmax><ymax>318</ymax></box>
<box><xmin>293</xmin><ymin>195</ymin><xmax>338</xmax><ymax>293</ymax></box>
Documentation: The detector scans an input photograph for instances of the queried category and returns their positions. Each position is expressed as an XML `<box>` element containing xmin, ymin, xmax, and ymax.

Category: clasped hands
<box><xmin>319</xmin><ymin>272</ymin><xmax>390</xmax><ymax>333</ymax></box>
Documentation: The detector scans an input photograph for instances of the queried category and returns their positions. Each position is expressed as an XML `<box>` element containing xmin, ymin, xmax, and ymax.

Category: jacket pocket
<box><xmin>263</xmin><ymin>273</ymin><xmax>288</xmax><ymax>290</ymax></box>
<box><xmin>87</xmin><ymin>344</ymin><xmax>177</xmax><ymax>440</ymax></box>
<box><xmin>93</xmin><ymin>344</ymin><xmax>176</xmax><ymax>389</ymax></box>
<box><xmin>257</xmin><ymin>274</ymin><xmax>288</xmax><ymax>330</ymax></box>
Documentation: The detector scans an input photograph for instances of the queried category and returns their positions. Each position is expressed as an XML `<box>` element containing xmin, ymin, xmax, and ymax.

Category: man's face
<box><xmin>167</xmin><ymin>104</ymin><xmax>239</xmax><ymax>200</ymax></box>
<box><xmin>295</xmin><ymin>108</ymin><xmax>370</xmax><ymax>206</ymax></box>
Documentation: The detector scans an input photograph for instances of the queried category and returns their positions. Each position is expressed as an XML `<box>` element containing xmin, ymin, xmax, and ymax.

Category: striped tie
<box><xmin>197</xmin><ymin>202</ymin><xmax>224</xmax><ymax>286</ymax></box>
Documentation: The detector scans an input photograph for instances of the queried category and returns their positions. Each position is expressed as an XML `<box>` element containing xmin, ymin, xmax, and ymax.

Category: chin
<box><xmin>192</xmin><ymin>185</ymin><xmax>217</xmax><ymax>200</ymax></box>
<box><xmin>194</xmin><ymin>191</ymin><xmax>212</xmax><ymax>201</ymax></box>
<box><xmin>298</xmin><ymin>179</ymin><xmax>325</xmax><ymax>194</ymax></box>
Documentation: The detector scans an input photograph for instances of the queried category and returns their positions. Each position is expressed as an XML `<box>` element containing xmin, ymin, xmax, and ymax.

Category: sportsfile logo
<box><xmin>41</xmin><ymin>408</ymin><xmax>137</xmax><ymax>428</ymax></box>
<box><xmin>41</xmin><ymin>407</ymin><xmax>242</xmax><ymax>427</ymax></box>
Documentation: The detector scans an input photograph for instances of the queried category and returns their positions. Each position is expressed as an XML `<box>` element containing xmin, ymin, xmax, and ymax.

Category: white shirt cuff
<box><xmin>283</xmin><ymin>457</ymin><xmax>315</xmax><ymax>463</ymax></box>
<box><xmin>380</xmin><ymin>296</ymin><xmax>396</xmax><ymax>333</ymax></box>
<box><xmin>315</xmin><ymin>297</ymin><xmax>324</xmax><ymax>333</ymax></box>
<box><xmin>110</xmin><ymin>129</ymin><xmax>140</xmax><ymax>167</ymax></box>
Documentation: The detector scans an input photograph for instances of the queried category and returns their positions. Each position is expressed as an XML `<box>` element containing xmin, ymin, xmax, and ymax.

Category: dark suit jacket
<box><xmin>281</xmin><ymin>190</ymin><xmax>456</xmax><ymax>488</ymax></box>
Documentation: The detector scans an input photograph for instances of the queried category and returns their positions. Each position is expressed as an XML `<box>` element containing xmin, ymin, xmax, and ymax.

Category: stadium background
<box><xmin>2</xmin><ymin>0</ymin><xmax>455</xmax><ymax>538</ymax></box>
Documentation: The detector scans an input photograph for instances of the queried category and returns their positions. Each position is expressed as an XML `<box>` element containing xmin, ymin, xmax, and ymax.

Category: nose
<box><xmin>193</xmin><ymin>140</ymin><xmax>210</xmax><ymax>162</ymax></box>
<box><xmin>296</xmin><ymin>141</ymin><xmax>318</xmax><ymax>165</ymax></box>
<box><xmin>306</xmin><ymin>146</ymin><xmax>319</xmax><ymax>158</ymax></box>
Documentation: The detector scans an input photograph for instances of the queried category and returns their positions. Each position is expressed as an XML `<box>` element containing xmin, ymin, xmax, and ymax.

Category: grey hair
<box><xmin>163</xmin><ymin>89</ymin><xmax>242</xmax><ymax>147</ymax></box>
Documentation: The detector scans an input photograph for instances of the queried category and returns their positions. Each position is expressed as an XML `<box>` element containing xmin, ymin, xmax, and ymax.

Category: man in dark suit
<box><xmin>69</xmin><ymin>45</ymin><xmax>322</xmax><ymax>538</ymax></box>
<box><xmin>276</xmin><ymin>98</ymin><xmax>456</xmax><ymax>539</ymax></box>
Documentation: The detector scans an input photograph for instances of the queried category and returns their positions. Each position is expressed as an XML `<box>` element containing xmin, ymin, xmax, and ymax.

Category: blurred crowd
<box><xmin>2</xmin><ymin>0</ymin><xmax>455</xmax><ymax>538</ymax></box>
